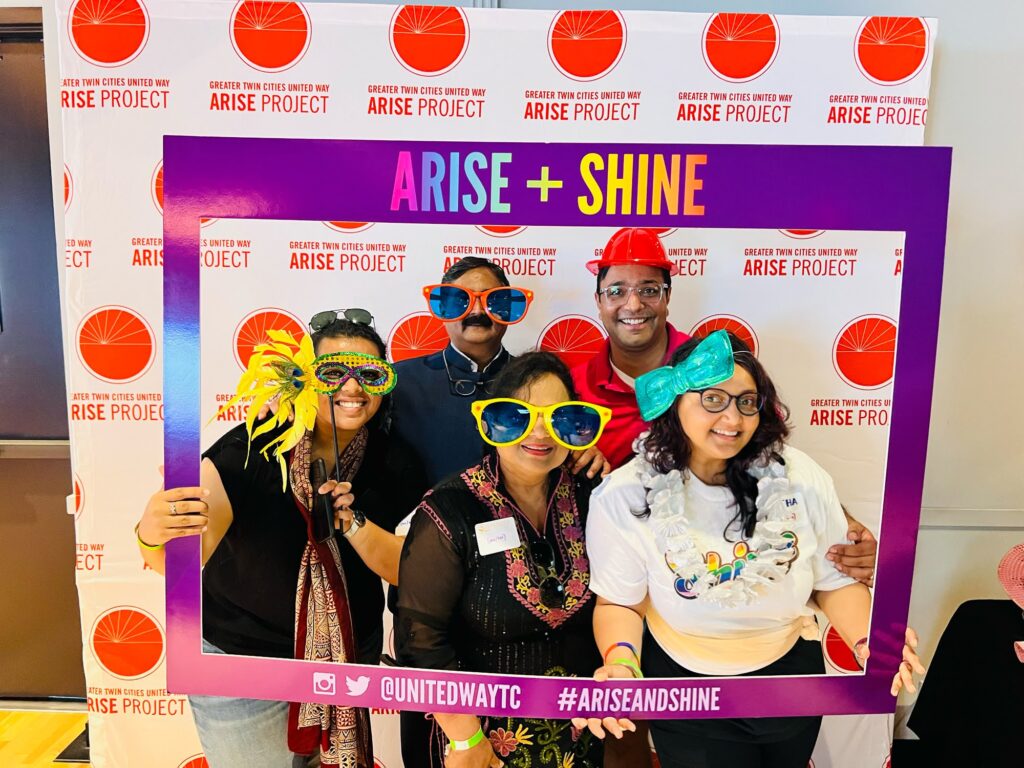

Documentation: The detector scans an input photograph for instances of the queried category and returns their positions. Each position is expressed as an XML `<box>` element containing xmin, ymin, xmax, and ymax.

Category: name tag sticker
<box><xmin>475</xmin><ymin>517</ymin><xmax>521</xmax><ymax>556</ymax></box>
<box><xmin>781</xmin><ymin>492</ymin><xmax>805</xmax><ymax>523</ymax></box>
<box><xmin>394</xmin><ymin>510</ymin><xmax>416</xmax><ymax>538</ymax></box>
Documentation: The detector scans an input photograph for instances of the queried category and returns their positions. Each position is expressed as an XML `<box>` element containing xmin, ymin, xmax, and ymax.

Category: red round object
<box><xmin>586</xmin><ymin>228</ymin><xmax>678</xmax><ymax>275</ymax></box>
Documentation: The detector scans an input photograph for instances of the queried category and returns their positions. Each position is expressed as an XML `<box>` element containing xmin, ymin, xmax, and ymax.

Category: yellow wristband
<box><xmin>610</xmin><ymin>658</ymin><xmax>643</xmax><ymax>679</ymax></box>
<box><xmin>135</xmin><ymin>523</ymin><xmax>163</xmax><ymax>551</ymax></box>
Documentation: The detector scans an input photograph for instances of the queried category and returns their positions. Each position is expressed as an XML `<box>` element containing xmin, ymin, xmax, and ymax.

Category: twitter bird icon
<box><xmin>345</xmin><ymin>675</ymin><xmax>371</xmax><ymax>697</ymax></box>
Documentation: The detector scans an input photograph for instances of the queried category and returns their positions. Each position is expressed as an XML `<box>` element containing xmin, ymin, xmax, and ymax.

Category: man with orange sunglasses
<box><xmin>391</xmin><ymin>256</ymin><xmax>533</xmax><ymax>487</ymax></box>
<box><xmin>392</xmin><ymin>257</ymin><xmax>610</xmax><ymax>768</ymax></box>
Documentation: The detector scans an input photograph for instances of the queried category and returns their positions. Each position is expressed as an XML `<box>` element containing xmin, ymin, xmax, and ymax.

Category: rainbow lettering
<box><xmin>578</xmin><ymin>152</ymin><xmax>707</xmax><ymax>217</ymax></box>
<box><xmin>390</xmin><ymin>150</ymin><xmax>512</xmax><ymax>214</ymax></box>
<box><xmin>672</xmin><ymin>534</ymin><xmax>798</xmax><ymax>599</ymax></box>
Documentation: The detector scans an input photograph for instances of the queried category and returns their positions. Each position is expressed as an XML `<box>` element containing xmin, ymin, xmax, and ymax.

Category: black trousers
<box><xmin>643</xmin><ymin>629</ymin><xmax>824</xmax><ymax>768</ymax></box>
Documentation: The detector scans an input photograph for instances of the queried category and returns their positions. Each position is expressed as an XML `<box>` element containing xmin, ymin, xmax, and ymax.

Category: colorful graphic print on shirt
<box><xmin>670</xmin><ymin>532</ymin><xmax>799</xmax><ymax>599</ymax></box>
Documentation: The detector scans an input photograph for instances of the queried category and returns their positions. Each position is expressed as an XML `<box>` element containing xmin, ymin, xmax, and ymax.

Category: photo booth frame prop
<box><xmin>164</xmin><ymin>136</ymin><xmax>950</xmax><ymax>720</ymax></box>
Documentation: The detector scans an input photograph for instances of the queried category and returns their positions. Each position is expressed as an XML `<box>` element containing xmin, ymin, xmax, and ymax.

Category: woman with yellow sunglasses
<box><xmin>395</xmin><ymin>351</ymin><xmax>612</xmax><ymax>768</ymax></box>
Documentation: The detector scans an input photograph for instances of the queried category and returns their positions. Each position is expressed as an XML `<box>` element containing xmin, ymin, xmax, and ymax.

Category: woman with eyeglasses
<box><xmin>395</xmin><ymin>351</ymin><xmax>612</xmax><ymax>768</ymax></box>
<box><xmin>135</xmin><ymin>312</ymin><xmax>427</xmax><ymax>768</ymax></box>
<box><xmin>573</xmin><ymin>331</ymin><xmax>924</xmax><ymax>767</ymax></box>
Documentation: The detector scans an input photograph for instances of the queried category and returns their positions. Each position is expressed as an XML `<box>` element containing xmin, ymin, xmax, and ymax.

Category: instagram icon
<box><xmin>312</xmin><ymin>672</ymin><xmax>336</xmax><ymax>696</ymax></box>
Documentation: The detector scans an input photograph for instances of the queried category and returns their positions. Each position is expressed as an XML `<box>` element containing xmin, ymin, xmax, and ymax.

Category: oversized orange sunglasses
<box><xmin>423</xmin><ymin>284</ymin><xmax>534</xmax><ymax>325</ymax></box>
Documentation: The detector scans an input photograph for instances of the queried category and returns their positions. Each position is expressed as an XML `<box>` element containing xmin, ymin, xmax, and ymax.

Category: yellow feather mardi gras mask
<box><xmin>215</xmin><ymin>329</ymin><xmax>320</xmax><ymax>489</ymax></box>
<box><xmin>215</xmin><ymin>331</ymin><xmax>399</xmax><ymax>489</ymax></box>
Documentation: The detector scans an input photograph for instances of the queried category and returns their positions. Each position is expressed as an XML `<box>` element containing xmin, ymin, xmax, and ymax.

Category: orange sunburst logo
<box><xmin>230</xmin><ymin>1</ymin><xmax>311</xmax><ymax>72</ymax></box>
<box><xmin>702</xmin><ymin>13</ymin><xmax>779</xmax><ymax>83</ymax></box>
<box><xmin>548</xmin><ymin>11</ymin><xmax>626</xmax><ymax>82</ymax></box>
<box><xmin>233</xmin><ymin>308</ymin><xmax>305</xmax><ymax>370</ymax></box>
<box><xmin>76</xmin><ymin>306</ymin><xmax>156</xmax><ymax>383</ymax></box>
<box><xmin>833</xmin><ymin>315</ymin><xmax>897</xmax><ymax>389</ymax></box>
<box><xmin>537</xmin><ymin>315</ymin><xmax>607</xmax><ymax>370</ymax></box>
<box><xmin>388</xmin><ymin>312</ymin><xmax>448</xmax><ymax>362</ymax></box>
<box><xmin>389</xmin><ymin>6</ymin><xmax>469</xmax><ymax>77</ymax></box>
<box><xmin>68</xmin><ymin>0</ymin><xmax>150</xmax><ymax>67</ymax></box>
<box><xmin>90</xmin><ymin>606</ymin><xmax>164</xmax><ymax>679</ymax></box>
<box><xmin>855</xmin><ymin>17</ymin><xmax>929</xmax><ymax>85</ymax></box>
<box><xmin>690</xmin><ymin>315</ymin><xmax>759</xmax><ymax>357</ymax></box>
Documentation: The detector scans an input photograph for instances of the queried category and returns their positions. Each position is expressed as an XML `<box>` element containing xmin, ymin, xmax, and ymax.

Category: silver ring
<box><xmin>169</xmin><ymin>501</ymin><xmax>178</xmax><ymax>516</ymax></box>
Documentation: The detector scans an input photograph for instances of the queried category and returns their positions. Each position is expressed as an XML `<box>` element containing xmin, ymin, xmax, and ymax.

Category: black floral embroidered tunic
<box><xmin>396</xmin><ymin>454</ymin><xmax>602</xmax><ymax>767</ymax></box>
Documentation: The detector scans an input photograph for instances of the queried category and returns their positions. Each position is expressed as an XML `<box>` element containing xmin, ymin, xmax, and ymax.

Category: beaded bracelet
<box><xmin>603</xmin><ymin>641</ymin><xmax>640</xmax><ymax>664</ymax></box>
<box><xmin>134</xmin><ymin>523</ymin><xmax>164</xmax><ymax>551</ymax></box>
<box><xmin>609</xmin><ymin>658</ymin><xmax>643</xmax><ymax>679</ymax></box>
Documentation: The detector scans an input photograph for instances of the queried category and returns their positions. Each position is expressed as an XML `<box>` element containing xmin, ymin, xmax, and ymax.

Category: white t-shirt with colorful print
<box><xmin>586</xmin><ymin>446</ymin><xmax>856</xmax><ymax>674</ymax></box>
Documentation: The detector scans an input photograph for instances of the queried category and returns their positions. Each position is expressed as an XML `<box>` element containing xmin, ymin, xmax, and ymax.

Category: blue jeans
<box><xmin>188</xmin><ymin>640</ymin><xmax>319</xmax><ymax>768</ymax></box>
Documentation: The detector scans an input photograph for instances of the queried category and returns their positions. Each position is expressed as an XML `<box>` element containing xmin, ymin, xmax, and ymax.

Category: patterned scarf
<box><xmin>286</xmin><ymin>428</ymin><xmax>372</xmax><ymax>767</ymax></box>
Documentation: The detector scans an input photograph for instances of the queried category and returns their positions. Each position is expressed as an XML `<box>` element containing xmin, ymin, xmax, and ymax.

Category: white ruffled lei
<box><xmin>633</xmin><ymin>432</ymin><xmax>800</xmax><ymax>607</ymax></box>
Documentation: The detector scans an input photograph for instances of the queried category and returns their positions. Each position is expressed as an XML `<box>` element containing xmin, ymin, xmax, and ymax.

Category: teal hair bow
<box><xmin>635</xmin><ymin>330</ymin><xmax>735</xmax><ymax>421</ymax></box>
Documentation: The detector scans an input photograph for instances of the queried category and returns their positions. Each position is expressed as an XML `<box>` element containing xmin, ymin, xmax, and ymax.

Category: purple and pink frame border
<box><xmin>163</xmin><ymin>137</ymin><xmax>951</xmax><ymax>719</ymax></box>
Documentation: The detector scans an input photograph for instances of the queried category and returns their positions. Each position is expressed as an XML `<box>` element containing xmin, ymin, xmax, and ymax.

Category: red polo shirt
<box><xmin>571</xmin><ymin>323</ymin><xmax>690</xmax><ymax>470</ymax></box>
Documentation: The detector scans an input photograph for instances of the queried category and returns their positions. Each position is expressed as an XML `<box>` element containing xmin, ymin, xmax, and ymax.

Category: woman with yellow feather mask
<box><xmin>135</xmin><ymin>310</ymin><xmax>427</xmax><ymax>768</ymax></box>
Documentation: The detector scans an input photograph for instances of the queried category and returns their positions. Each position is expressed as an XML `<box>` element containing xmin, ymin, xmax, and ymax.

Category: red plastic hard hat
<box><xmin>586</xmin><ymin>228</ymin><xmax>678</xmax><ymax>276</ymax></box>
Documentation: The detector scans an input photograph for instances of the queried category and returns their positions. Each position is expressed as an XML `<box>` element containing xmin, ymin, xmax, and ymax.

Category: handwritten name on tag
<box><xmin>475</xmin><ymin>517</ymin><xmax>522</xmax><ymax>556</ymax></box>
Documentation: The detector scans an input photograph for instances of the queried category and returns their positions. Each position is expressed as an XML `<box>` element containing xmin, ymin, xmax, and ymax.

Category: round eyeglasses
<box><xmin>696</xmin><ymin>388</ymin><xmax>765</xmax><ymax>417</ymax></box>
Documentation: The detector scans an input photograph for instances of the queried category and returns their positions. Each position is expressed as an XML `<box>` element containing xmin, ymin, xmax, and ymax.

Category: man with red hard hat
<box><xmin>572</xmin><ymin>227</ymin><xmax>690</xmax><ymax>469</ymax></box>
<box><xmin>571</xmin><ymin>228</ymin><xmax>688</xmax><ymax>768</ymax></box>
<box><xmin>573</xmin><ymin>228</ymin><xmax>878</xmax><ymax>768</ymax></box>
<box><xmin>573</xmin><ymin>227</ymin><xmax>877</xmax><ymax>578</ymax></box>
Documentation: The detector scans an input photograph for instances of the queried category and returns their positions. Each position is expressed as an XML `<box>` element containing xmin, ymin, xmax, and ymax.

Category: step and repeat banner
<box><xmin>55</xmin><ymin>3</ymin><xmax>935</xmax><ymax>767</ymax></box>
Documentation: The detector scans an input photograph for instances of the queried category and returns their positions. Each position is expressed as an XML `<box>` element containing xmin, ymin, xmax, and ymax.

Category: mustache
<box><xmin>462</xmin><ymin>314</ymin><xmax>494</xmax><ymax>329</ymax></box>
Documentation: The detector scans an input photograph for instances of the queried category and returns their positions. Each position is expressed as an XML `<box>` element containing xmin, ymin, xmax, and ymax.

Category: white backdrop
<box><xmin>54</xmin><ymin>3</ymin><xmax>934</xmax><ymax>766</ymax></box>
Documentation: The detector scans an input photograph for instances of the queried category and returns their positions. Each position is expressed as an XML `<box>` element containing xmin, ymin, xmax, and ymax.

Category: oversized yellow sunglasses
<box><xmin>471</xmin><ymin>398</ymin><xmax>612</xmax><ymax>451</ymax></box>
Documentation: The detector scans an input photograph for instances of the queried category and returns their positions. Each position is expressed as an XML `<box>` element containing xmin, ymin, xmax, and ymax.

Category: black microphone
<box><xmin>310</xmin><ymin>457</ymin><xmax>335</xmax><ymax>544</ymax></box>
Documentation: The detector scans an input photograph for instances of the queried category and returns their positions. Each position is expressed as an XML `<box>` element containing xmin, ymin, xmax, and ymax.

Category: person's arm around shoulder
<box><xmin>135</xmin><ymin>458</ymin><xmax>233</xmax><ymax>574</ymax></box>
<box><xmin>826</xmin><ymin>508</ymin><xmax>878</xmax><ymax>587</ymax></box>
<box><xmin>788</xmin><ymin>446</ymin><xmax>878</xmax><ymax>585</ymax></box>
<box><xmin>569</xmin><ymin>445</ymin><xmax>613</xmax><ymax>479</ymax></box>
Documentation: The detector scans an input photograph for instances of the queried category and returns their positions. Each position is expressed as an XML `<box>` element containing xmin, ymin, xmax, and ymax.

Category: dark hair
<box><xmin>596</xmin><ymin>265</ymin><xmax>672</xmax><ymax>294</ymax></box>
<box><xmin>310</xmin><ymin>318</ymin><xmax>391</xmax><ymax>430</ymax></box>
<box><xmin>641</xmin><ymin>332</ymin><xmax>790</xmax><ymax>539</ymax></box>
<box><xmin>442</xmin><ymin>256</ymin><xmax>510</xmax><ymax>287</ymax></box>
<box><xmin>490</xmin><ymin>351</ymin><xmax>578</xmax><ymax>402</ymax></box>
<box><xmin>311</xmin><ymin>318</ymin><xmax>386</xmax><ymax>357</ymax></box>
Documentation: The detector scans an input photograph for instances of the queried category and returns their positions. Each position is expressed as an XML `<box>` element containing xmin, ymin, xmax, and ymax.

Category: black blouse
<box><xmin>395</xmin><ymin>454</ymin><xmax>601</xmax><ymax>678</ymax></box>
<box><xmin>201</xmin><ymin>422</ymin><xmax>428</xmax><ymax>662</ymax></box>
